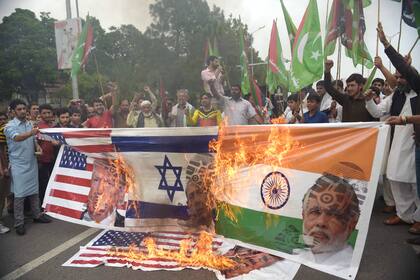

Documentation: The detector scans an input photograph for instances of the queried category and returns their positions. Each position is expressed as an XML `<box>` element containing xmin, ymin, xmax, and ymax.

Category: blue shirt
<box><xmin>303</xmin><ymin>111</ymin><xmax>329</xmax><ymax>123</ymax></box>
<box><xmin>4</xmin><ymin>118</ymin><xmax>39</xmax><ymax>197</ymax></box>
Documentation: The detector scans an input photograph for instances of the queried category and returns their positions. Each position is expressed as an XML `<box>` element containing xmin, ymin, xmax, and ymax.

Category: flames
<box><xmin>108</xmin><ymin>231</ymin><xmax>236</xmax><ymax>270</ymax></box>
<box><xmin>209</xmin><ymin>121</ymin><xmax>301</xmax><ymax>221</ymax></box>
<box><xmin>89</xmin><ymin>156</ymin><xmax>137</xmax><ymax>223</ymax></box>
<box><xmin>98</xmin><ymin>120</ymin><xmax>300</xmax><ymax>269</ymax></box>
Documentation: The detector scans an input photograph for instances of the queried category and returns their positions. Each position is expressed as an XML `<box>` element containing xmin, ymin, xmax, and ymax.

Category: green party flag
<box><xmin>345</xmin><ymin>0</ymin><xmax>373</xmax><ymax>68</ymax></box>
<box><xmin>266</xmin><ymin>20</ymin><xmax>289</xmax><ymax>93</ymax></box>
<box><xmin>363</xmin><ymin>67</ymin><xmax>377</xmax><ymax>92</ymax></box>
<box><xmin>289</xmin><ymin>0</ymin><xmax>324</xmax><ymax>92</ymax></box>
<box><xmin>71</xmin><ymin>16</ymin><xmax>90</xmax><ymax>78</ymax></box>
<box><xmin>239</xmin><ymin>29</ymin><xmax>251</xmax><ymax>96</ymax></box>
<box><xmin>280</xmin><ymin>0</ymin><xmax>298</xmax><ymax>52</ymax></box>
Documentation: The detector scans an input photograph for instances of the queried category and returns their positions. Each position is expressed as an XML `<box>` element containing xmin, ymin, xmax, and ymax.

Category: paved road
<box><xmin>0</xmin><ymin>197</ymin><xmax>419</xmax><ymax>280</ymax></box>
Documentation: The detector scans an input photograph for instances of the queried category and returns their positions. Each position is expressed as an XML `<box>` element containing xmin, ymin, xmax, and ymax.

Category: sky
<box><xmin>0</xmin><ymin>0</ymin><xmax>419</xmax><ymax>80</ymax></box>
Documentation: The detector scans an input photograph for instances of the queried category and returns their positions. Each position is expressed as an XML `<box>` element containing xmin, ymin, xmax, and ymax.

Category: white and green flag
<box><xmin>289</xmin><ymin>0</ymin><xmax>324</xmax><ymax>92</ymax></box>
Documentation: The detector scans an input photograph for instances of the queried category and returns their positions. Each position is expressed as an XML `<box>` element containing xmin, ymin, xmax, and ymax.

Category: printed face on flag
<box><xmin>301</xmin><ymin>173</ymin><xmax>360</xmax><ymax>254</ymax></box>
<box><xmin>86</xmin><ymin>159</ymin><xmax>127</xmax><ymax>223</ymax></box>
<box><xmin>213</xmin><ymin>124</ymin><xmax>389</xmax><ymax>280</ymax></box>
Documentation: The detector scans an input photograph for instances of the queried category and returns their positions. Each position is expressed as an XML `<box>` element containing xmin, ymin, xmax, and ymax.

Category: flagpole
<box><xmin>66</xmin><ymin>0</ymin><xmax>79</xmax><ymax>99</ymax></box>
<box><xmin>93</xmin><ymin>52</ymin><xmax>104</xmax><ymax>96</ymax></box>
<box><xmin>408</xmin><ymin>36</ymin><xmax>420</xmax><ymax>56</ymax></box>
<box><xmin>376</xmin><ymin>0</ymin><xmax>381</xmax><ymax>56</ymax></box>
<box><xmin>397</xmin><ymin>2</ymin><xmax>403</xmax><ymax>52</ymax></box>
<box><xmin>362</xmin><ymin>59</ymin><xmax>365</xmax><ymax>77</ymax></box>
<box><xmin>336</xmin><ymin>39</ymin><xmax>341</xmax><ymax>81</ymax></box>
<box><xmin>75</xmin><ymin>0</ymin><xmax>80</xmax><ymax>18</ymax></box>
<box><xmin>325</xmin><ymin>0</ymin><xmax>330</xmax><ymax>36</ymax></box>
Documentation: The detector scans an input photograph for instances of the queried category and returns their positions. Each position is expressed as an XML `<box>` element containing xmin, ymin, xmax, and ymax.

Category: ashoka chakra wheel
<box><xmin>260</xmin><ymin>171</ymin><xmax>290</xmax><ymax>209</ymax></box>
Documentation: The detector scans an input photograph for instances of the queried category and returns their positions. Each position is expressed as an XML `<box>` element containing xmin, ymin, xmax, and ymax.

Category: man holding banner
<box><xmin>376</xmin><ymin>22</ymin><xmax>420</xmax><ymax>235</ymax></box>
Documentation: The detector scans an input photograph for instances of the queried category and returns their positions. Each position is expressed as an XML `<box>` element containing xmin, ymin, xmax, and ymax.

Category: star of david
<box><xmin>155</xmin><ymin>155</ymin><xmax>184</xmax><ymax>202</ymax></box>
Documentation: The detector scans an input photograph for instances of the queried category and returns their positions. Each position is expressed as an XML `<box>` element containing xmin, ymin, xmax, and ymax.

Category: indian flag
<box><xmin>213</xmin><ymin>122</ymin><xmax>389</xmax><ymax>279</ymax></box>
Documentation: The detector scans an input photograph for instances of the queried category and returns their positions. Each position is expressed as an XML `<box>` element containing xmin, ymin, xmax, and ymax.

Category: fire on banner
<box><xmin>41</xmin><ymin>123</ymin><xmax>389</xmax><ymax>279</ymax></box>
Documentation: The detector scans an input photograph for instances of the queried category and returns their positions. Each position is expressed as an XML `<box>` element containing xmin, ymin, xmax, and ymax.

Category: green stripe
<box><xmin>215</xmin><ymin>202</ymin><xmax>358</xmax><ymax>254</ymax></box>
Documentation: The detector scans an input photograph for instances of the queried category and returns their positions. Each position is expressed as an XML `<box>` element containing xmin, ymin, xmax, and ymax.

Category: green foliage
<box><xmin>0</xmin><ymin>2</ymin><xmax>264</xmax><ymax>105</ymax></box>
<box><xmin>0</xmin><ymin>9</ymin><xmax>59</xmax><ymax>102</ymax></box>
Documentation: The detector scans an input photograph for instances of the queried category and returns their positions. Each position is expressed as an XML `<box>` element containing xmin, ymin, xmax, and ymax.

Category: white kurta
<box><xmin>365</xmin><ymin>90</ymin><xmax>417</xmax><ymax>183</ymax></box>
<box><xmin>320</xmin><ymin>93</ymin><xmax>333</xmax><ymax>112</ymax></box>
<box><xmin>320</xmin><ymin>93</ymin><xmax>343</xmax><ymax>123</ymax></box>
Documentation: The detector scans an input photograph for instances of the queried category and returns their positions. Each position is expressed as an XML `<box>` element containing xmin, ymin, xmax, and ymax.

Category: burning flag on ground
<box><xmin>64</xmin><ymin>229</ymin><xmax>300</xmax><ymax>279</ymax></box>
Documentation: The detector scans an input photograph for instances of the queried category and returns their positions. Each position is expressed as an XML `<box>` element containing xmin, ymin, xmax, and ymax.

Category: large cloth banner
<box><xmin>63</xmin><ymin>229</ymin><xmax>300</xmax><ymax>280</ymax></box>
<box><xmin>41</xmin><ymin>123</ymin><xmax>389</xmax><ymax>279</ymax></box>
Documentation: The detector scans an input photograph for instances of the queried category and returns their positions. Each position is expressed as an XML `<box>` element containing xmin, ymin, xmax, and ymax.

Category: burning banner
<box><xmin>64</xmin><ymin>229</ymin><xmax>300</xmax><ymax>280</ymax></box>
<box><xmin>41</xmin><ymin>123</ymin><xmax>389</xmax><ymax>279</ymax></box>
<box><xmin>41</xmin><ymin>127</ymin><xmax>219</xmax><ymax>232</ymax></box>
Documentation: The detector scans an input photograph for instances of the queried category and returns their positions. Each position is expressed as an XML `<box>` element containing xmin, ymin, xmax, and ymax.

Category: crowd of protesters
<box><xmin>0</xmin><ymin>23</ymin><xmax>419</xmax><ymax>253</ymax></box>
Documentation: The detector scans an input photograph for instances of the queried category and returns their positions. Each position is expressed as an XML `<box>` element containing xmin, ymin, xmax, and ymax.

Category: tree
<box><xmin>0</xmin><ymin>4</ymin><xmax>265</xmax><ymax>106</ymax></box>
<box><xmin>0</xmin><ymin>9</ymin><xmax>60</xmax><ymax>103</ymax></box>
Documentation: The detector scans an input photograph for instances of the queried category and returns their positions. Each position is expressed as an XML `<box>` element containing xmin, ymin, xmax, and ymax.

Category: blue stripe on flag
<box><xmin>112</xmin><ymin>135</ymin><xmax>217</xmax><ymax>153</ymax></box>
<box><xmin>126</xmin><ymin>201</ymin><xmax>189</xmax><ymax>220</ymax></box>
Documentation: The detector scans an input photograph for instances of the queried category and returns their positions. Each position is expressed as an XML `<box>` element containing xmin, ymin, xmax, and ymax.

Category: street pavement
<box><xmin>0</xmin><ymin>197</ymin><xmax>419</xmax><ymax>280</ymax></box>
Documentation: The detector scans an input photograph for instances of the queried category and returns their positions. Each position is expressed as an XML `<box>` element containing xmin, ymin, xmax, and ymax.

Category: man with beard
<box><xmin>324</xmin><ymin>60</ymin><xmax>375</xmax><ymax>122</ymax></box>
<box><xmin>201</xmin><ymin>56</ymin><xmax>225</xmax><ymax>97</ymax></box>
<box><xmin>365</xmin><ymin>70</ymin><xmax>419</xmax><ymax>233</ymax></box>
<box><xmin>294</xmin><ymin>173</ymin><xmax>360</xmax><ymax>268</ymax></box>
<box><xmin>137</xmin><ymin>100</ymin><xmax>164</xmax><ymax>128</ymax></box>
<box><xmin>112</xmin><ymin>99</ymin><xmax>130</xmax><ymax>128</ymax></box>
<box><xmin>5</xmin><ymin>99</ymin><xmax>51</xmax><ymax>235</ymax></box>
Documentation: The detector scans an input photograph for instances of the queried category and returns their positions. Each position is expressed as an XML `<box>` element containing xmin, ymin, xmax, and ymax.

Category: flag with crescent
<box><xmin>289</xmin><ymin>0</ymin><xmax>324</xmax><ymax>92</ymax></box>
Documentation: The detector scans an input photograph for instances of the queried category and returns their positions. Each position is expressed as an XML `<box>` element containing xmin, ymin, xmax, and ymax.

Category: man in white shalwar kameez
<box><xmin>365</xmin><ymin>73</ymin><xmax>420</xmax><ymax>232</ymax></box>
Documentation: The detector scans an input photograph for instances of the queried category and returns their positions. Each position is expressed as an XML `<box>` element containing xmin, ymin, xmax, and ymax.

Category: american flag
<box><xmin>40</xmin><ymin>127</ymin><xmax>218</xmax><ymax>230</ymax></box>
<box><xmin>43</xmin><ymin>146</ymin><xmax>93</xmax><ymax>220</ymax></box>
<box><xmin>41</xmin><ymin>128</ymin><xmax>115</xmax><ymax>157</ymax></box>
<box><xmin>64</xmin><ymin>230</ymin><xmax>225</xmax><ymax>270</ymax></box>
<box><xmin>43</xmin><ymin>145</ymin><xmax>127</xmax><ymax>224</ymax></box>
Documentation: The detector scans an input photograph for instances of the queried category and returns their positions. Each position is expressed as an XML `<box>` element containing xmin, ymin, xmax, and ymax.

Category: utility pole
<box><xmin>249</xmin><ymin>25</ymin><xmax>265</xmax><ymax>78</ymax></box>
<box><xmin>66</xmin><ymin>0</ymin><xmax>79</xmax><ymax>99</ymax></box>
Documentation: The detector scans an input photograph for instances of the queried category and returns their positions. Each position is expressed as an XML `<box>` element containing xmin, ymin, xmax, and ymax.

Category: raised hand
<box><xmin>325</xmin><ymin>60</ymin><xmax>334</xmax><ymax>73</ymax></box>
